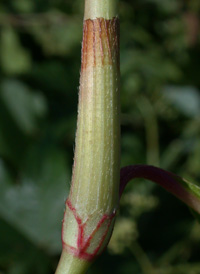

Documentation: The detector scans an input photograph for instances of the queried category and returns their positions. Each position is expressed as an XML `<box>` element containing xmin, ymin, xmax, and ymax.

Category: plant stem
<box><xmin>120</xmin><ymin>165</ymin><xmax>200</xmax><ymax>214</ymax></box>
<box><xmin>55</xmin><ymin>250</ymin><xmax>90</xmax><ymax>274</ymax></box>
<box><xmin>55</xmin><ymin>0</ymin><xmax>120</xmax><ymax>273</ymax></box>
<box><xmin>84</xmin><ymin>0</ymin><xmax>117</xmax><ymax>20</ymax></box>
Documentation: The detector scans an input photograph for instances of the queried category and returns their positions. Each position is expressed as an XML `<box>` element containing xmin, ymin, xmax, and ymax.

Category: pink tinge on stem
<box><xmin>62</xmin><ymin>199</ymin><xmax>116</xmax><ymax>261</ymax></box>
<box><xmin>120</xmin><ymin>165</ymin><xmax>200</xmax><ymax>215</ymax></box>
<box><xmin>81</xmin><ymin>17</ymin><xmax>119</xmax><ymax>71</ymax></box>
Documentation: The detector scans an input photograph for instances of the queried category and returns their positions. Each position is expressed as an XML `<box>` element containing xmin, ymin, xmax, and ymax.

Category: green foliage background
<box><xmin>0</xmin><ymin>0</ymin><xmax>200</xmax><ymax>273</ymax></box>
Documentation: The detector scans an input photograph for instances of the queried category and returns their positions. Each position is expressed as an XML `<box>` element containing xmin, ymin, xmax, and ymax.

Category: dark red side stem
<box><xmin>119</xmin><ymin>165</ymin><xmax>200</xmax><ymax>214</ymax></box>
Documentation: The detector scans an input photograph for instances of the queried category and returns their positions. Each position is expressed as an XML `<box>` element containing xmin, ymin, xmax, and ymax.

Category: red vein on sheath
<box><xmin>62</xmin><ymin>199</ymin><xmax>116</xmax><ymax>261</ymax></box>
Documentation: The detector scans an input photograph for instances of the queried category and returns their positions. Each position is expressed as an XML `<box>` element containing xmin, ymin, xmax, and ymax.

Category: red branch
<box><xmin>120</xmin><ymin>165</ymin><xmax>200</xmax><ymax>214</ymax></box>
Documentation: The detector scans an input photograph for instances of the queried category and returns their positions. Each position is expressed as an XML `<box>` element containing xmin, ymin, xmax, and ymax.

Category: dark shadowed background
<box><xmin>0</xmin><ymin>0</ymin><xmax>200</xmax><ymax>273</ymax></box>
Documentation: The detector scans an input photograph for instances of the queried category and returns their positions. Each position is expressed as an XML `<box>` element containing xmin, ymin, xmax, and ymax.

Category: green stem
<box><xmin>55</xmin><ymin>251</ymin><xmax>90</xmax><ymax>274</ymax></box>
<box><xmin>84</xmin><ymin>0</ymin><xmax>118</xmax><ymax>19</ymax></box>
<box><xmin>55</xmin><ymin>0</ymin><xmax>120</xmax><ymax>273</ymax></box>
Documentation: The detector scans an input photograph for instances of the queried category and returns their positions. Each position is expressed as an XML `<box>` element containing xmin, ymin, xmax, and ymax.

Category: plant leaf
<box><xmin>0</xmin><ymin>149</ymin><xmax>70</xmax><ymax>254</ymax></box>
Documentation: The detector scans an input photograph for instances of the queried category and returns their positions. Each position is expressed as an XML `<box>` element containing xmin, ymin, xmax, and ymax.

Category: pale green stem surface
<box><xmin>70</xmin><ymin>46</ymin><xmax>120</xmax><ymax>219</ymax></box>
<box><xmin>84</xmin><ymin>0</ymin><xmax>118</xmax><ymax>20</ymax></box>
<box><xmin>55</xmin><ymin>251</ymin><xmax>90</xmax><ymax>274</ymax></box>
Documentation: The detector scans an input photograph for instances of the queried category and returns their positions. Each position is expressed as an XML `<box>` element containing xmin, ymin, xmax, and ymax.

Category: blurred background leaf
<box><xmin>0</xmin><ymin>27</ymin><xmax>31</xmax><ymax>74</ymax></box>
<box><xmin>163</xmin><ymin>86</ymin><xmax>200</xmax><ymax>117</ymax></box>
<box><xmin>1</xmin><ymin>79</ymin><xmax>47</xmax><ymax>133</ymax></box>
<box><xmin>0</xmin><ymin>0</ymin><xmax>200</xmax><ymax>273</ymax></box>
